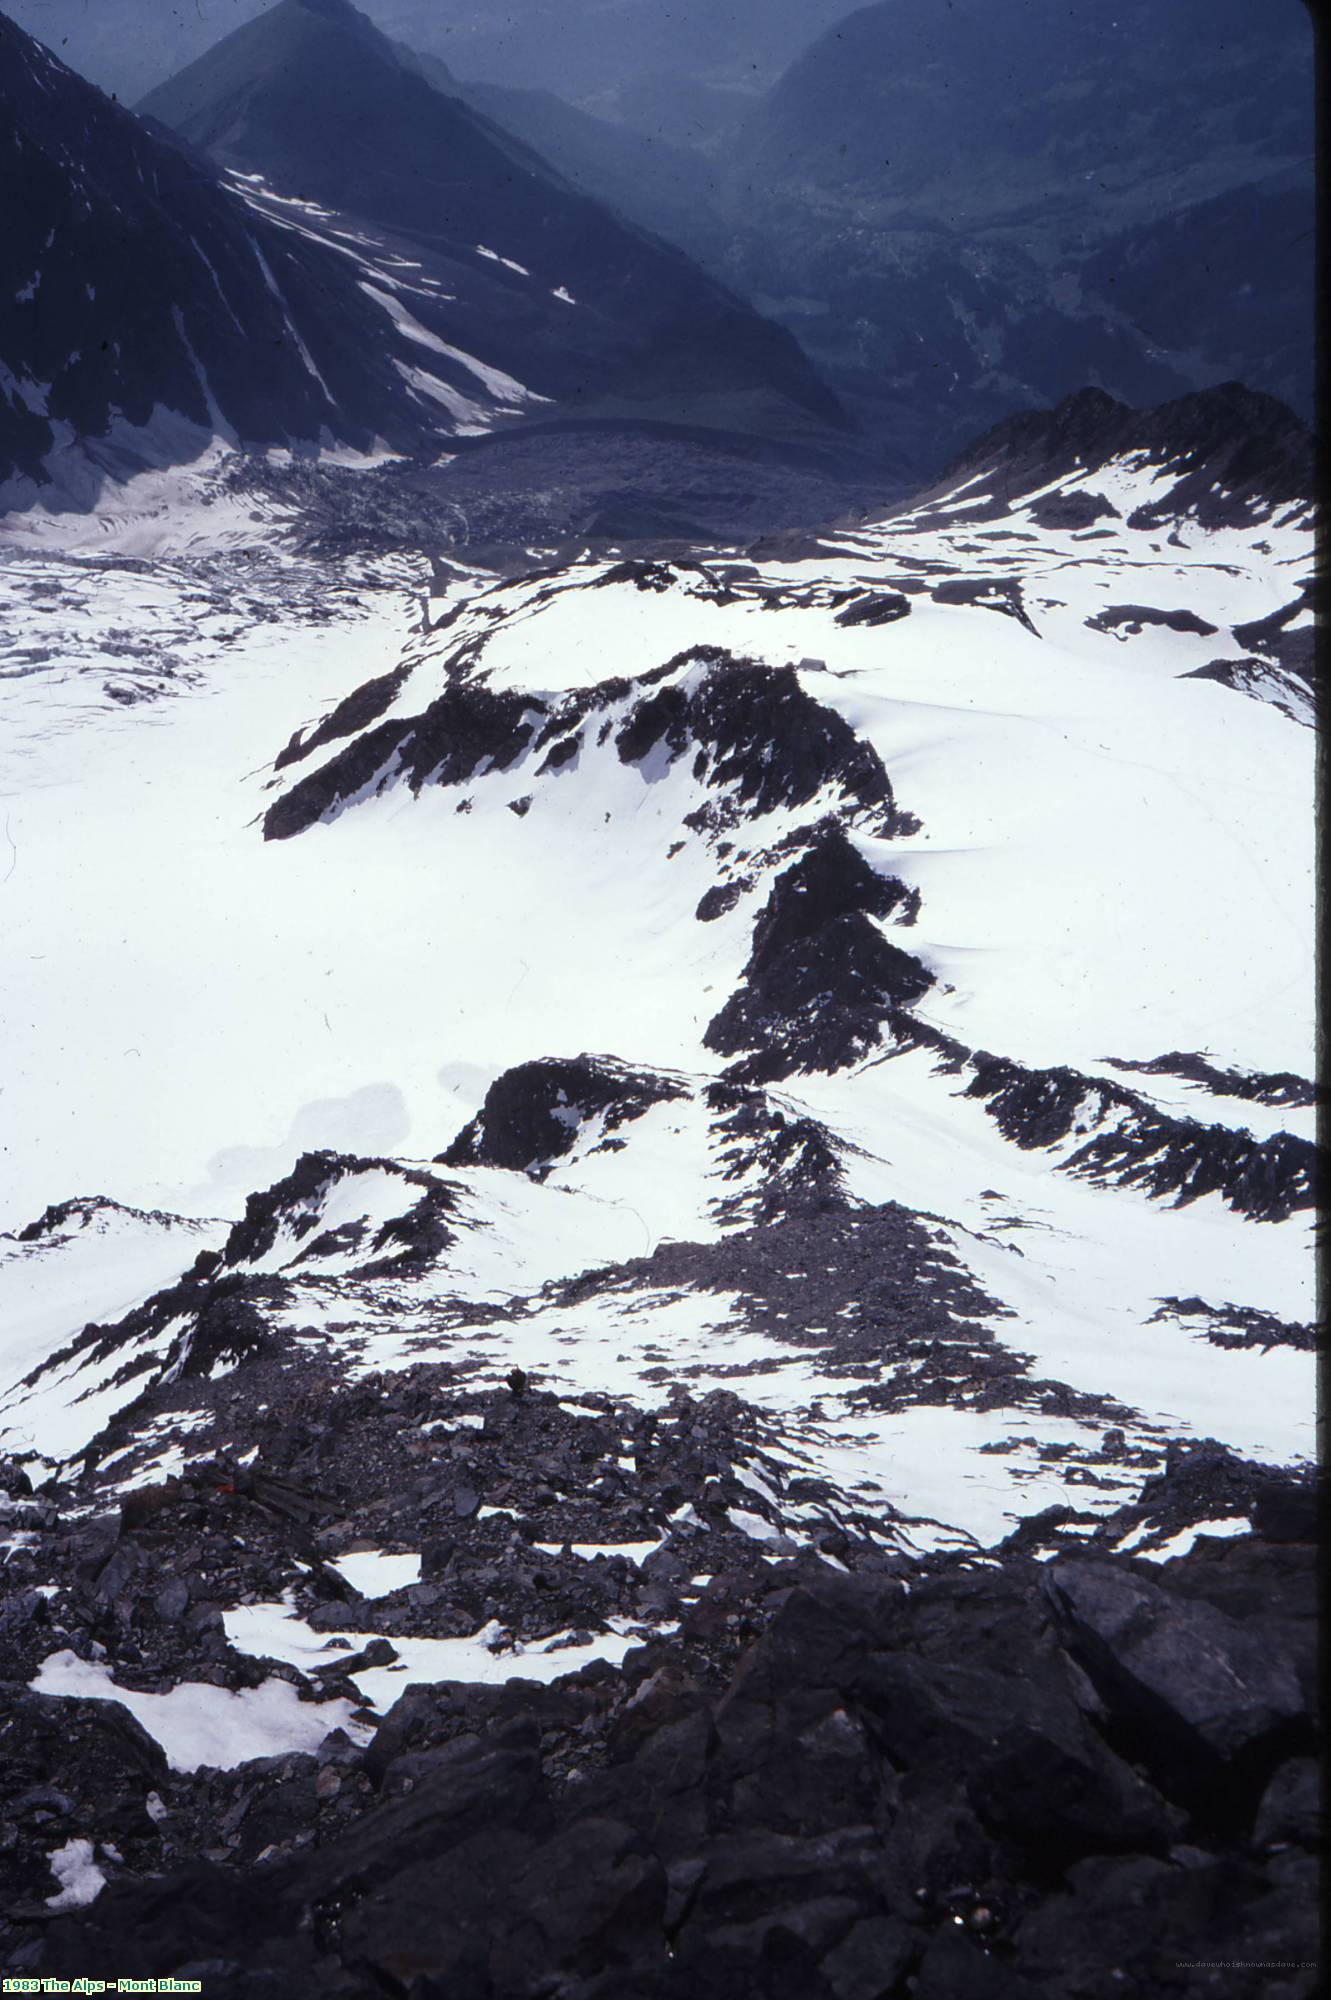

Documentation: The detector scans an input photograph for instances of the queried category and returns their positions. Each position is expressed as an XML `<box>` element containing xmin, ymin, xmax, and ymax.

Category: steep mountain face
<box><xmin>392</xmin><ymin>41</ymin><xmax>721</xmax><ymax>252</ymax></box>
<box><xmin>137</xmin><ymin>0</ymin><xmax>843</xmax><ymax>436</ymax></box>
<box><xmin>0</xmin><ymin>11</ymin><xmax>565</xmax><ymax>500</ymax></box>
<box><xmin>0</xmin><ymin>387</ymin><xmax>1318</xmax><ymax>1985</ymax></box>
<box><xmin>703</xmin><ymin>0</ymin><xmax>1314</xmax><ymax>468</ymax></box>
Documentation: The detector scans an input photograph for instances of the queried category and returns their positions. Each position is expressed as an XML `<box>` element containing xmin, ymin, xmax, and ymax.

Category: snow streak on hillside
<box><xmin>0</xmin><ymin>439</ymin><xmax>1316</xmax><ymax>1558</ymax></box>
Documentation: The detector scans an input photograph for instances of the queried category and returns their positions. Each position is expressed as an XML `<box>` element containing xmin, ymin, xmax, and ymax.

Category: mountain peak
<box><xmin>137</xmin><ymin>0</ymin><xmax>844</xmax><ymax>435</ymax></box>
<box><xmin>284</xmin><ymin>0</ymin><xmax>393</xmax><ymax>54</ymax></box>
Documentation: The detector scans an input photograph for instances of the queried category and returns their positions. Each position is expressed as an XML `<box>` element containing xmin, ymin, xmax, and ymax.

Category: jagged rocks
<box><xmin>946</xmin><ymin>383</ymin><xmax>1313</xmax><ymax>531</ymax></box>
<box><xmin>1148</xmin><ymin>1298</ymin><xmax>1316</xmax><ymax>1353</ymax></box>
<box><xmin>264</xmin><ymin>646</ymin><xmax>916</xmax><ymax>851</ymax></box>
<box><xmin>442</xmin><ymin>1057</ymin><xmax>688</xmax><ymax>1175</ymax></box>
<box><xmin>219</xmin><ymin>1151</ymin><xmax>459</xmax><ymax>1275</ymax></box>
<box><xmin>25</xmin><ymin>1531</ymin><xmax>1320</xmax><ymax>1996</ymax></box>
<box><xmin>706</xmin><ymin>1082</ymin><xmax>851</xmax><ymax>1223</ymax></box>
<box><xmin>264</xmin><ymin>681</ymin><xmax>536</xmax><ymax>840</ymax></box>
<box><xmin>1042</xmin><ymin>1560</ymin><xmax>1309</xmax><ymax>1808</ymax></box>
<box><xmin>1105</xmin><ymin>1052</ymin><xmax>1317</xmax><ymax>1110</ymax></box>
<box><xmin>962</xmin><ymin>1053</ymin><xmax>1316</xmax><ymax>1223</ymax></box>
<box><xmin>616</xmin><ymin>652</ymin><xmax>910</xmax><ymax>831</ymax></box>
<box><xmin>0</xmin><ymin>1692</ymin><xmax>169</xmax><ymax>1924</ymax></box>
<box><xmin>12</xmin><ymin>1195</ymin><xmax>187</xmax><ymax>1245</ymax></box>
<box><xmin>706</xmin><ymin>822</ymin><xmax>929</xmax><ymax>1082</ymax></box>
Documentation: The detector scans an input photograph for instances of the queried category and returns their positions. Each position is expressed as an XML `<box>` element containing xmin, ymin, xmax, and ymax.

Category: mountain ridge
<box><xmin>137</xmin><ymin>0</ymin><xmax>845</xmax><ymax>433</ymax></box>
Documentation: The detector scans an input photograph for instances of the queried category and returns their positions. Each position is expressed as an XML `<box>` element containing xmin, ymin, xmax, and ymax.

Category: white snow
<box><xmin>331</xmin><ymin>1549</ymin><xmax>423</xmax><ymax>1597</ymax></box>
<box><xmin>359</xmin><ymin>282</ymin><xmax>536</xmax><ymax>406</ymax></box>
<box><xmin>474</xmin><ymin>244</ymin><xmax>530</xmax><ymax>276</ymax></box>
<box><xmin>224</xmin><ymin>1598</ymin><xmax>650</xmax><ymax>1709</ymax></box>
<box><xmin>727</xmin><ymin>1507</ymin><xmax>786</xmax><ymax>1546</ymax></box>
<box><xmin>0</xmin><ymin>451</ymin><xmax>1314</xmax><ymax>1540</ymax></box>
<box><xmin>0</xmin><ymin>1206</ymin><xmax>226</xmax><ymax>1464</ymax></box>
<box><xmin>30</xmin><ymin>1650</ymin><xmax>362</xmax><ymax>1770</ymax></box>
<box><xmin>1137</xmin><ymin>1515</ymin><xmax>1252</xmax><ymax>1563</ymax></box>
<box><xmin>45</xmin><ymin>1837</ymin><xmax>106</xmax><ymax>1912</ymax></box>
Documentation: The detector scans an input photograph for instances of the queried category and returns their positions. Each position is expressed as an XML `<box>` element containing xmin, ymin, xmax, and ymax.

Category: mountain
<box><xmin>0</xmin><ymin>10</ymin><xmax>568</xmax><ymax>500</ymax></box>
<box><xmin>700</xmin><ymin>0</ymin><xmax>1315</xmax><ymax>468</ymax></box>
<box><xmin>935</xmin><ymin>382</ymin><xmax>1315</xmax><ymax>534</ymax></box>
<box><xmin>0</xmin><ymin>381</ymin><xmax>1317</xmax><ymax>1985</ymax></box>
<box><xmin>0</xmin><ymin>351</ymin><xmax>1320</xmax><ymax>1994</ymax></box>
<box><xmin>1</xmin><ymin>1</ymin><xmax>847</xmax><ymax>513</ymax></box>
<box><xmin>371</xmin><ymin>0</ymin><xmax>861</xmax><ymax>100</ymax></box>
<box><xmin>391</xmin><ymin>41</ymin><xmax>722</xmax><ymax>252</ymax></box>
<box><xmin>0</xmin><ymin>0</ymin><xmax>863</xmax><ymax>109</ymax></box>
<box><xmin>137</xmin><ymin>0</ymin><xmax>843</xmax><ymax>437</ymax></box>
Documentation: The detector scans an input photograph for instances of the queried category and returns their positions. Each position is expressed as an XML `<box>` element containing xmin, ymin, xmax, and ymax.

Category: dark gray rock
<box><xmin>1252</xmin><ymin>1760</ymin><xmax>1321</xmax><ymax>1852</ymax></box>
<box><xmin>1043</xmin><ymin>1559</ymin><xmax>1308</xmax><ymax>1789</ymax></box>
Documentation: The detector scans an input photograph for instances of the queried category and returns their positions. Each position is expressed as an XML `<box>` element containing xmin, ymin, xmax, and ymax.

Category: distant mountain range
<box><xmin>1</xmin><ymin>0</ymin><xmax>844</xmax><ymax>503</ymax></box>
<box><xmin>698</xmin><ymin>0</ymin><xmax>1314</xmax><ymax>464</ymax></box>
<box><xmin>144</xmin><ymin>0</ymin><xmax>1313</xmax><ymax>477</ymax></box>
<box><xmin>1</xmin><ymin>0</ymin><xmax>860</xmax><ymax>109</ymax></box>
<box><xmin>2</xmin><ymin>0</ymin><xmax>1315</xmax><ymax>499</ymax></box>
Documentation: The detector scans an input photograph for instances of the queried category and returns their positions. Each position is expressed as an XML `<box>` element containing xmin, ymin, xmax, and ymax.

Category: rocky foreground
<box><xmin>1</xmin><ymin>1386</ymin><xmax>1320</xmax><ymax>1998</ymax></box>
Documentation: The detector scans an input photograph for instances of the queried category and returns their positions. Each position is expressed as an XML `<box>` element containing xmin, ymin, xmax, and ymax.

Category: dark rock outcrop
<box><xmin>1043</xmin><ymin>1558</ymin><xmax>1310</xmax><ymax>1816</ymax></box>
<box><xmin>705</xmin><ymin>822</ymin><xmax>929</xmax><ymax>1082</ymax></box>
<box><xmin>1105</xmin><ymin>1052</ymin><xmax>1317</xmax><ymax>1111</ymax></box>
<box><xmin>962</xmin><ymin>1052</ymin><xmax>1317</xmax><ymax>1224</ymax></box>
<box><xmin>21</xmin><ymin>1522</ymin><xmax>1318</xmax><ymax>1996</ymax></box>
<box><xmin>442</xmin><ymin>1057</ymin><xmax>688</xmax><ymax>1175</ymax></box>
<box><xmin>946</xmin><ymin>384</ymin><xmax>1312</xmax><ymax>531</ymax></box>
<box><xmin>616</xmin><ymin>653</ymin><xmax>910</xmax><ymax>832</ymax></box>
<box><xmin>264</xmin><ymin>681</ymin><xmax>537</xmax><ymax>840</ymax></box>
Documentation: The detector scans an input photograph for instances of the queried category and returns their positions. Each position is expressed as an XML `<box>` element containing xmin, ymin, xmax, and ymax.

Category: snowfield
<box><xmin>0</xmin><ymin>438</ymin><xmax>1316</xmax><ymax>1551</ymax></box>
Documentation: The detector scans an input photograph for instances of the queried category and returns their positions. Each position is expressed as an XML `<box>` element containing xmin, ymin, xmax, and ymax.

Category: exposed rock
<box><xmin>442</xmin><ymin>1056</ymin><xmax>688</xmax><ymax>1175</ymax></box>
<box><xmin>1042</xmin><ymin>1558</ymin><xmax>1309</xmax><ymax>1806</ymax></box>
<box><xmin>947</xmin><ymin>384</ymin><xmax>1313</xmax><ymax>531</ymax></box>
<box><xmin>961</xmin><ymin>1051</ymin><xmax>1316</xmax><ymax>1222</ymax></box>
<box><xmin>616</xmin><ymin>652</ymin><xmax>910</xmax><ymax>831</ymax></box>
<box><xmin>20</xmin><ymin>1532</ymin><xmax>1317</xmax><ymax>1994</ymax></box>
<box><xmin>833</xmin><ymin>591</ymin><xmax>912</xmax><ymax>628</ymax></box>
<box><xmin>1105</xmin><ymin>1051</ymin><xmax>1317</xmax><ymax>1110</ymax></box>
<box><xmin>1025</xmin><ymin>489</ymin><xmax>1119</xmax><ymax>529</ymax></box>
<box><xmin>705</xmin><ymin>821</ymin><xmax>929</xmax><ymax>1081</ymax></box>
<box><xmin>1085</xmin><ymin>604</ymin><xmax>1219</xmax><ymax>637</ymax></box>
<box><xmin>264</xmin><ymin>681</ymin><xmax>536</xmax><ymax>840</ymax></box>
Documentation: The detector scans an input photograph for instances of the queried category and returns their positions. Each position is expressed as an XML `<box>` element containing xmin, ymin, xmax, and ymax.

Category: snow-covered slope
<box><xmin>0</xmin><ymin>388</ymin><xmax>1315</xmax><ymax>1549</ymax></box>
